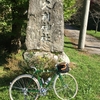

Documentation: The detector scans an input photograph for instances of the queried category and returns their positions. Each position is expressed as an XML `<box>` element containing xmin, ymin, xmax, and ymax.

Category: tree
<box><xmin>0</xmin><ymin>0</ymin><xmax>28</xmax><ymax>52</ymax></box>
<box><xmin>11</xmin><ymin>0</ymin><xmax>28</xmax><ymax>52</ymax></box>
<box><xmin>68</xmin><ymin>0</ymin><xmax>84</xmax><ymax>26</ymax></box>
<box><xmin>63</xmin><ymin>0</ymin><xmax>78</xmax><ymax>21</ymax></box>
<box><xmin>90</xmin><ymin>0</ymin><xmax>100</xmax><ymax>33</ymax></box>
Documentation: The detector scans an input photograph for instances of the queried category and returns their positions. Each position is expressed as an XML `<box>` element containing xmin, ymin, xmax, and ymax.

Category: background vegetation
<box><xmin>1</xmin><ymin>0</ymin><xmax>99</xmax><ymax>53</ymax></box>
<box><xmin>63</xmin><ymin>0</ymin><xmax>78</xmax><ymax>21</ymax></box>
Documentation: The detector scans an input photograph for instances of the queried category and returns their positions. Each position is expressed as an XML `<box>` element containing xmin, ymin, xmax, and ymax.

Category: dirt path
<box><xmin>64</xmin><ymin>25</ymin><xmax>100</xmax><ymax>55</ymax></box>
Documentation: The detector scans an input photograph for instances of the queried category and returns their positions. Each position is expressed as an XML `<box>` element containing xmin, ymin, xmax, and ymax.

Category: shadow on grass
<box><xmin>0</xmin><ymin>50</ymin><xmax>9</xmax><ymax>66</ymax></box>
<box><xmin>64</xmin><ymin>41</ymin><xmax>78</xmax><ymax>50</ymax></box>
<box><xmin>0</xmin><ymin>70</ymin><xmax>29</xmax><ymax>87</ymax></box>
<box><xmin>0</xmin><ymin>70</ymin><xmax>23</xmax><ymax>87</ymax></box>
<box><xmin>0</xmin><ymin>32</ymin><xmax>12</xmax><ymax>66</ymax></box>
<box><xmin>85</xmin><ymin>44</ymin><xmax>100</xmax><ymax>49</ymax></box>
<box><xmin>0</xmin><ymin>76</ymin><xmax>11</xmax><ymax>87</ymax></box>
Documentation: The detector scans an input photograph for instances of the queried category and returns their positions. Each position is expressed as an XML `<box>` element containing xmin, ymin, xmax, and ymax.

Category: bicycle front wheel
<box><xmin>9</xmin><ymin>74</ymin><xmax>40</xmax><ymax>100</ymax></box>
<box><xmin>53</xmin><ymin>73</ymin><xmax>78</xmax><ymax>100</ymax></box>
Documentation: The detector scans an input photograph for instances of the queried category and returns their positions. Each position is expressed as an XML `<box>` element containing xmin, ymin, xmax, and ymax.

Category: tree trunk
<box><xmin>9</xmin><ymin>6</ymin><xmax>22</xmax><ymax>52</ymax></box>
<box><xmin>95</xmin><ymin>18</ymin><xmax>99</xmax><ymax>33</ymax></box>
<box><xmin>9</xmin><ymin>1</ymin><xmax>28</xmax><ymax>53</ymax></box>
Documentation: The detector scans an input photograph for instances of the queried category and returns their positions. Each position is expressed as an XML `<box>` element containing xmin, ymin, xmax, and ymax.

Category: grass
<box><xmin>87</xmin><ymin>30</ymin><xmax>100</xmax><ymax>40</ymax></box>
<box><xmin>0</xmin><ymin>33</ymin><xmax>100</xmax><ymax>100</ymax></box>
<box><xmin>64</xmin><ymin>36</ymin><xmax>100</xmax><ymax>100</ymax></box>
<box><xmin>0</xmin><ymin>67</ymin><xmax>7</xmax><ymax>77</ymax></box>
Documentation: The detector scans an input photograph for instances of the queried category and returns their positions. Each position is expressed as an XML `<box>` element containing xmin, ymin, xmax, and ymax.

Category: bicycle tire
<box><xmin>53</xmin><ymin>73</ymin><xmax>78</xmax><ymax>100</ymax></box>
<box><xmin>9</xmin><ymin>74</ymin><xmax>40</xmax><ymax>100</ymax></box>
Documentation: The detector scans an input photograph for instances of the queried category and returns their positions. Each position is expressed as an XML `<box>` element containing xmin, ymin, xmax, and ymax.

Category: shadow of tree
<box><xmin>0</xmin><ymin>52</ymin><xmax>9</xmax><ymax>66</ymax></box>
<box><xmin>0</xmin><ymin>33</ymin><xmax>12</xmax><ymax>66</ymax></box>
<box><xmin>0</xmin><ymin>76</ymin><xmax>11</xmax><ymax>87</ymax></box>
<box><xmin>0</xmin><ymin>59</ymin><xmax>30</xmax><ymax>87</ymax></box>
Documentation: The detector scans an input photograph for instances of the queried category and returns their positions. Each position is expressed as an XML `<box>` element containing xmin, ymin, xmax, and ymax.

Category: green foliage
<box><xmin>63</xmin><ymin>0</ymin><xmax>77</xmax><ymax>21</ymax></box>
<box><xmin>0</xmin><ymin>0</ymin><xmax>28</xmax><ymax>52</ymax></box>
<box><xmin>0</xmin><ymin>0</ymin><xmax>28</xmax><ymax>28</ymax></box>
<box><xmin>0</xmin><ymin>0</ymin><xmax>28</xmax><ymax>35</ymax></box>
<box><xmin>0</xmin><ymin>0</ymin><xmax>12</xmax><ymax>33</ymax></box>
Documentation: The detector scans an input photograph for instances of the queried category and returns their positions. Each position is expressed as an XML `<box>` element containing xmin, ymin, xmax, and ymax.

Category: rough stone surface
<box><xmin>24</xmin><ymin>51</ymin><xmax>70</xmax><ymax>64</ymax></box>
<box><xmin>25</xmin><ymin>0</ymin><xmax>64</xmax><ymax>52</ymax></box>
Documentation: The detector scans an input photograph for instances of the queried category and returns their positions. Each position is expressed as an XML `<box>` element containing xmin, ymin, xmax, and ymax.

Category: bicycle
<box><xmin>9</xmin><ymin>62</ymin><xmax>78</xmax><ymax>100</ymax></box>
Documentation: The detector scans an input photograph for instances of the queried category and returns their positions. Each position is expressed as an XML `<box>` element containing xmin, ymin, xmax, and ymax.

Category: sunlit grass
<box><xmin>87</xmin><ymin>30</ymin><xmax>100</xmax><ymax>40</ymax></box>
<box><xmin>64</xmin><ymin>36</ymin><xmax>100</xmax><ymax>100</ymax></box>
<box><xmin>0</xmin><ymin>67</ymin><xmax>7</xmax><ymax>77</ymax></box>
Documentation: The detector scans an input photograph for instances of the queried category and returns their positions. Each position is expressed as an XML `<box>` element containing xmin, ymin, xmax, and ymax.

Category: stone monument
<box><xmin>25</xmin><ymin>0</ymin><xmax>70</xmax><ymax>63</ymax></box>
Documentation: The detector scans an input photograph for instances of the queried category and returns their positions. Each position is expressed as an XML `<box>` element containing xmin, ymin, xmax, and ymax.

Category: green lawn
<box><xmin>0</xmin><ymin>34</ymin><xmax>100</xmax><ymax>100</ymax></box>
<box><xmin>87</xmin><ymin>30</ymin><xmax>100</xmax><ymax>40</ymax></box>
<box><xmin>64</xmin><ymin>36</ymin><xmax>100</xmax><ymax>100</ymax></box>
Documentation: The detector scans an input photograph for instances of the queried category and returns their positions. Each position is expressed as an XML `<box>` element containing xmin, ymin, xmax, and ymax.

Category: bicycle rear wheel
<box><xmin>9</xmin><ymin>74</ymin><xmax>40</xmax><ymax>100</ymax></box>
<box><xmin>53</xmin><ymin>73</ymin><xmax>78</xmax><ymax>100</ymax></box>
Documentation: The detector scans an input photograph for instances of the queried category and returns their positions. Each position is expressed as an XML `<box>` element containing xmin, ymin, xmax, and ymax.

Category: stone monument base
<box><xmin>23</xmin><ymin>51</ymin><xmax>70</xmax><ymax>67</ymax></box>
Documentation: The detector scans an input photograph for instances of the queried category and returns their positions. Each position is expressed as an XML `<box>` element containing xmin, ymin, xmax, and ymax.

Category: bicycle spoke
<box><xmin>53</xmin><ymin>73</ymin><xmax>78</xmax><ymax>100</ymax></box>
<box><xmin>9</xmin><ymin>74</ymin><xmax>40</xmax><ymax>100</ymax></box>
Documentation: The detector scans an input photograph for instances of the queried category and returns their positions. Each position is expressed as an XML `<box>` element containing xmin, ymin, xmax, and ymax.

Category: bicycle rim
<box><xmin>53</xmin><ymin>73</ymin><xmax>78</xmax><ymax>100</ymax></box>
<box><xmin>9</xmin><ymin>74</ymin><xmax>40</xmax><ymax>100</ymax></box>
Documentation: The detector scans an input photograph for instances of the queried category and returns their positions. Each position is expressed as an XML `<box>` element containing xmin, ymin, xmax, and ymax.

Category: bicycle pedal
<box><xmin>40</xmin><ymin>88</ymin><xmax>47</xmax><ymax>96</ymax></box>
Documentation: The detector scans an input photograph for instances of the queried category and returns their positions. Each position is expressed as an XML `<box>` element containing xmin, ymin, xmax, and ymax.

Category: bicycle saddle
<box><xmin>57</xmin><ymin>62</ymin><xmax>69</xmax><ymax>73</ymax></box>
